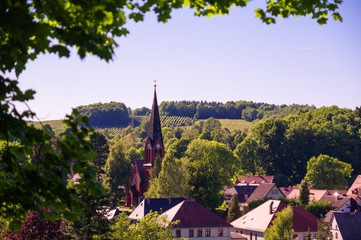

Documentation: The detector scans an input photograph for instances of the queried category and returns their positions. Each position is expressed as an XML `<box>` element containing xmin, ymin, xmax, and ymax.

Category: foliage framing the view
<box><xmin>0</xmin><ymin>0</ymin><xmax>343</xmax><ymax>231</ymax></box>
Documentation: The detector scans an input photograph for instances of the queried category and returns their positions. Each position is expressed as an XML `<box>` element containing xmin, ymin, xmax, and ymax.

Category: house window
<box><xmin>218</xmin><ymin>228</ymin><xmax>223</xmax><ymax>236</ymax></box>
<box><xmin>336</xmin><ymin>232</ymin><xmax>338</xmax><ymax>239</ymax></box>
<box><xmin>189</xmin><ymin>229</ymin><xmax>194</xmax><ymax>237</ymax></box>
<box><xmin>272</xmin><ymin>189</ymin><xmax>278</xmax><ymax>194</ymax></box>
<box><xmin>293</xmin><ymin>234</ymin><xmax>298</xmax><ymax>239</ymax></box>
<box><xmin>205</xmin><ymin>228</ymin><xmax>211</xmax><ymax>237</ymax></box>
<box><xmin>176</xmin><ymin>230</ymin><xmax>181</xmax><ymax>237</ymax></box>
<box><xmin>255</xmin><ymin>233</ymin><xmax>257</xmax><ymax>240</ymax></box>
<box><xmin>250</xmin><ymin>232</ymin><xmax>253</xmax><ymax>240</ymax></box>
<box><xmin>197</xmin><ymin>229</ymin><xmax>202</xmax><ymax>237</ymax></box>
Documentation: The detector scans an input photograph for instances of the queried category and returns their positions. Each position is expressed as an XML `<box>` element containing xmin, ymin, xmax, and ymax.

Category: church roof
<box><xmin>147</xmin><ymin>86</ymin><xmax>163</xmax><ymax>146</ymax></box>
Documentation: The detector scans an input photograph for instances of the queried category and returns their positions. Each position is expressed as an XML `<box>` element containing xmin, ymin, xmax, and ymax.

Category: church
<box><xmin>125</xmin><ymin>84</ymin><xmax>165</xmax><ymax>206</ymax></box>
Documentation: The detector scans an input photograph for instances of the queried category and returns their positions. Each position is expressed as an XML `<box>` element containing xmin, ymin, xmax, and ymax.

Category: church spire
<box><xmin>147</xmin><ymin>81</ymin><xmax>163</xmax><ymax>146</ymax></box>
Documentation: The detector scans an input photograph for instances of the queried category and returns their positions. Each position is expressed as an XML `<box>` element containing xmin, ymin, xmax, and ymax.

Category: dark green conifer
<box><xmin>299</xmin><ymin>180</ymin><xmax>310</xmax><ymax>206</ymax></box>
<box><xmin>228</xmin><ymin>194</ymin><xmax>242</xmax><ymax>222</ymax></box>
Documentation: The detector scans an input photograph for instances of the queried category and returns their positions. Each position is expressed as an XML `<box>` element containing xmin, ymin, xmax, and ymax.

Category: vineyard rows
<box><xmin>133</xmin><ymin>115</ymin><xmax>193</xmax><ymax>128</ymax></box>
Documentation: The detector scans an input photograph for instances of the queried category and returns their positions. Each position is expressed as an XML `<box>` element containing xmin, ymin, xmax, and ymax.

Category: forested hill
<box><xmin>75</xmin><ymin>100</ymin><xmax>316</xmax><ymax>128</ymax></box>
<box><xmin>159</xmin><ymin>100</ymin><xmax>315</xmax><ymax>121</ymax></box>
<box><xmin>76</xmin><ymin>102</ymin><xmax>130</xmax><ymax>128</ymax></box>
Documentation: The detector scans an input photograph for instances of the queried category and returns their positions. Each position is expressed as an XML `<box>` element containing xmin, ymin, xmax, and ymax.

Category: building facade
<box><xmin>125</xmin><ymin>85</ymin><xmax>164</xmax><ymax>206</ymax></box>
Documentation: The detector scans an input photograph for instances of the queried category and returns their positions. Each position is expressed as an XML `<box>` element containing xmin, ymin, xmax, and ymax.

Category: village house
<box><xmin>231</xmin><ymin>200</ymin><xmax>318</xmax><ymax>240</ymax></box>
<box><xmin>161</xmin><ymin>200</ymin><xmax>232</xmax><ymax>240</ymax></box>
<box><xmin>329</xmin><ymin>212</ymin><xmax>361</xmax><ymax>240</ymax></box>
<box><xmin>245</xmin><ymin>183</ymin><xmax>284</xmax><ymax>204</ymax></box>
<box><xmin>224</xmin><ymin>176</ymin><xmax>275</xmax><ymax>206</ymax></box>
<box><xmin>129</xmin><ymin>197</ymin><xmax>187</xmax><ymax>223</ymax></box>
<box><xmin>287</xmin><ymin>189</ymin><xmax>330</xmax><ymax>203</ymax></box>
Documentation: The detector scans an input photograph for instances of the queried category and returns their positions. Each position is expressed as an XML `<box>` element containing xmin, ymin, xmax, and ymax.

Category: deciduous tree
<box><xmin>305</xmin><ymin>154</ymin><xmax>353</xmax><ymax>189</ymax></box>
<box><xmin>102</xmin><ymin>140</ymin><xmax>132</xmax><ymax>204</ymax></box>
<box><xmin>264</xmin><ymin>205</ymin><xmax>294</xmax><ymax>240</ymax></box>
<box><xmin>186</xmin><ymin>139</ymin><xmax>236</xmax><ymax>210</ymax></box>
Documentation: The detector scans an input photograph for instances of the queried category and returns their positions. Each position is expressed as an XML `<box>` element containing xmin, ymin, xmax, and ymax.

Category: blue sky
<box><xmin>18</xmin><ymin>1</ymin><xmax>361</xmax><ymax>120</ymax></box>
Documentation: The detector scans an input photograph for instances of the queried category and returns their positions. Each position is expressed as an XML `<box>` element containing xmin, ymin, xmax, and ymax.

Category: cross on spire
<box><xmin>154</xmin><ymin>80</ymin><xmax>156</xmax><ymax>88</ymax></box>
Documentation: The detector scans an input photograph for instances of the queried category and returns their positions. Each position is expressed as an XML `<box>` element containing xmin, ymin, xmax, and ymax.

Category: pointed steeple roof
<box><xmin>147</xmin><ymin>83</ymin><xmax>163</xmax><ymax>146</ymax></box>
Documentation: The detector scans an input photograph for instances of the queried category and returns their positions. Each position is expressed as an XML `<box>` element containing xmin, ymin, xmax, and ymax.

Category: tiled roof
<box><xmin>333</xmin><ymin>212</ymin><xmax>361</xmax><ymax>240</ymax></box>
<box><xmin>287</xmin><ymin>189</ymin><xmax>329</xmax><ymax>202</ymax></box>
<box><xmin>320</xmin><ymin>195</ymin><xmax>351</xmax><ymax>211</ymax></box>
<box><xmin>231</xmin><ymin>200</ymin><xmax>285</xmax><ymax>232</ymax></box>
<box><xmin>134</xmin><ymin>159</ymin><xmax>145</xmax><ymax>181</ymax></box>
<box><xmin>292</xmin><ymin>206</ymin><xmax>318</xmax><ymax>232</ymax></box>
<box><xmin>235</xmin><ymin>175</ymin><xmax>274</xmax><ymax>185</ymax></box>
<box><xmin>161</xmin><ymin>200</ymin><xmax>232</xmax><ymax>228</ymax></box>
<box><xmin>280</xmin><ymin>187</ymin><xmax>294</xmax><ymax>197</ymax></box>
<box><xmin>347</xmin><ymin>175</ymin><xmax>361</xmax><ymax>197</ymax></box>
<box><xmin>246</xmin><ymin>183</ymin><xmax>278</xmax><ymax>203</ymax></box>
<box><xmin>232</xmin><ymin>200</ymin><xmax>318</xmax><ymax>233</ymax></box>
<box><xmin>129</xmin><ymin>197</ymin><xmax>187</xmax><ymax>220</ymax></box>
<box><xmin>324</xmin><ymin>210</ymin><xmax>336</xmax><ymax>223</ymax></box>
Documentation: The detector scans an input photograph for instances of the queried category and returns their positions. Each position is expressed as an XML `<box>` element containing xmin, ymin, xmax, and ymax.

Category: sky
<box><xmin>17</xmin><ymin>1</ymin><xmax>361</xmax><ymax>121</ymax></box>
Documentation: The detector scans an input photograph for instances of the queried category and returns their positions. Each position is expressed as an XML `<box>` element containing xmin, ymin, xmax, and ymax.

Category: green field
<box><xmin>28</xmin><ymin>120</ymin><xmax>65</xmax><ymax>129</ymax></box>
<box><xmin>29</xmin><ymin>117</ymin><xmax>254</xmax><ymax>135</ymax></box>
<box><xmin>195</xmin><ymin>119</ymin><xmax>255</xmax><ymax>132</ymax></box>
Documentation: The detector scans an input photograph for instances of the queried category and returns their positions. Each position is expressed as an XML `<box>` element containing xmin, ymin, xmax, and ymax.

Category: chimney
<box><xmin>269</xmin><ymin>201</ymin><xmax>274</xmax><ymax>214</ymax></box>
<box><xmin>147</xmin><ymin>198</ymin><xmax>150</xmax><ymax>205</ymax></box>
<box><xmin>168</xmin><ymin>196</ymin><xmax>171</xmax><ymax>204</ymax></box>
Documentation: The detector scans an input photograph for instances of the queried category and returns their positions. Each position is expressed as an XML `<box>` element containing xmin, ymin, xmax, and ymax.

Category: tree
<box><xmin>186</xmin><ymin>139</ymin><xmax>236</xmax><ymax>210</ymax></box>
<box><xmin>111</xmin><ymin>211</ymin><xmax>177</xmax><ymax>240</ymax></box>
<box><xmin>91</xmin><ymin>133</ymin><xmax>110</xmax><ymax>174</ymax></box>
<box><xmin>2</xmin><ymin>211</ymin><xmax>65</xmax><ymax>240</ymax></box>
<box><xmin>264</xmin><ymin>205</ymin><xmax>294</xmax><ymax>240</ymax></box>
<box><xmin>0</xmin><ymin>0</ymin><xmax>344</xmax><ymax>228</ymax></box>
<box><xmin>305</xmin><ymin>201</ymin><xmax>332</xmax><ymax>219</ymax></box>
<box><xmin>316</xmin><ymin>220</ymin><xmax>332</xmax><ymax>240</ymax></box>
<box><xmin>299</xmin><ymin>180</ymin><xmax>310</xmax><ymax>206</ymax></box>
<box><xmin>151</xmin><ymin>155</ymin><xmax>162</xmax><ymax>179</ymax></box>
<box><xmin>228</xmin><ymin>194</ymin><xmax>241</xmax><ymax>222</ymax></box>
<box><xmin>65</xmin><ymin>189</ymin><xmax>111</xmax><ymax>240</ymax></box>
<box><xmin>102</xmin><ymin>140</ymin><xmax>132</xmax><ymax>204</ymax></box>
<box><xmin>305</xmin><ymin>228</ymin><xmax>312</xmax><ymax>240</ymax></box>
<box><xmin>146</xmin><ymin>151</ymin><xmax>190</xmax><ymax>198</ymax></box>
<box><xmin>305</xmin><ymin>154</ymin><xmax>353</xmax><ymax>189</ymax></box>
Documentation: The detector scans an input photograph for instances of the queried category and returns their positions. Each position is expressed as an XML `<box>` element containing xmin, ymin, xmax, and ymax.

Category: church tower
<box><xmin>125</xmin><ymin>82</ymin><xmax>164</xmax><ymax>206</ymax></box>
<box><xmin>144</xmin><ymin>83</ymin><xmax>164</xmax><ymax>166</ymax></box>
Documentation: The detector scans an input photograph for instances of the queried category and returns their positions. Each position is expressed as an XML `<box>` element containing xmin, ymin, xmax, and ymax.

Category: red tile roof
<box><xmin>235</xmin><ymin>176</ymin><xmax>274</xmax><ymax>185</ymax></box>
<box><xmin>347</xmin><ymin>175</ymin><xmax>361</xmax><ymax>197</ymax></box>
<box><xmin>291</xmin><ymin>206</ymin><xmax>318</xmax><ymax>232</ymax></box>
<box><xmin>161</xmin><ymin>200</ymin><xmax>232</xmax><ymax>228</ymax></box>
<box><xmin>232</xmin><ymin>200</ymin><xmax>318</xmax><ymax>233</ymax></box>
<box><xmin>246</xmin><ymin>183</ymin><xmax>281</xmax><ymax>203</ymax></box>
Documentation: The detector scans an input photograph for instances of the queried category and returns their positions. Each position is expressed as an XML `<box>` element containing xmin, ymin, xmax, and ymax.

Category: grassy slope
<box><xmin>29</xmin><ymin>118</ymin><xmax>255</xmax><ymax>134</ymax></box>
<box><xmin>194</xmin><ymin>119</ymin><xmax>255</xmax><ymax>132</ymax></box>
<box><xmin>28</xmin><ymin>120</ymin><xmax>65</xmax><ymax>130</ymax></box>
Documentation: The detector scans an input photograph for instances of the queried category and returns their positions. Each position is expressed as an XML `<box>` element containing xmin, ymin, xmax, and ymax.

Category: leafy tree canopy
<box><xmin>186</xmin><ymin>139</ymin><xmax>236</xmax><ymax>210</ymax></box>
<box><xmin>305</xmin><ymin>154</ymin><xmax>353</xmax><ymax>189</ymax></box>
<box><xmin>264</xmin><ymin>205</ymin><xmax>294</xmax><ymax>240</ymax></box>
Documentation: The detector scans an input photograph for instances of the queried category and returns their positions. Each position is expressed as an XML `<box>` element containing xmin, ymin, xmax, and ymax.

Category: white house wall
<box><xmin>173</xmin><ymin>227</ymin><xmax>231</xmax><ymax>240</ymax></box>
<box><xmin>265</xmin><ymin>186</ymin><xmax>283</xmax><ymax>200</ymax></box>
<box><xmin>337</xmin><ymin>199</ymin><xmax>351</xmax><ymax>213</ymax></box>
